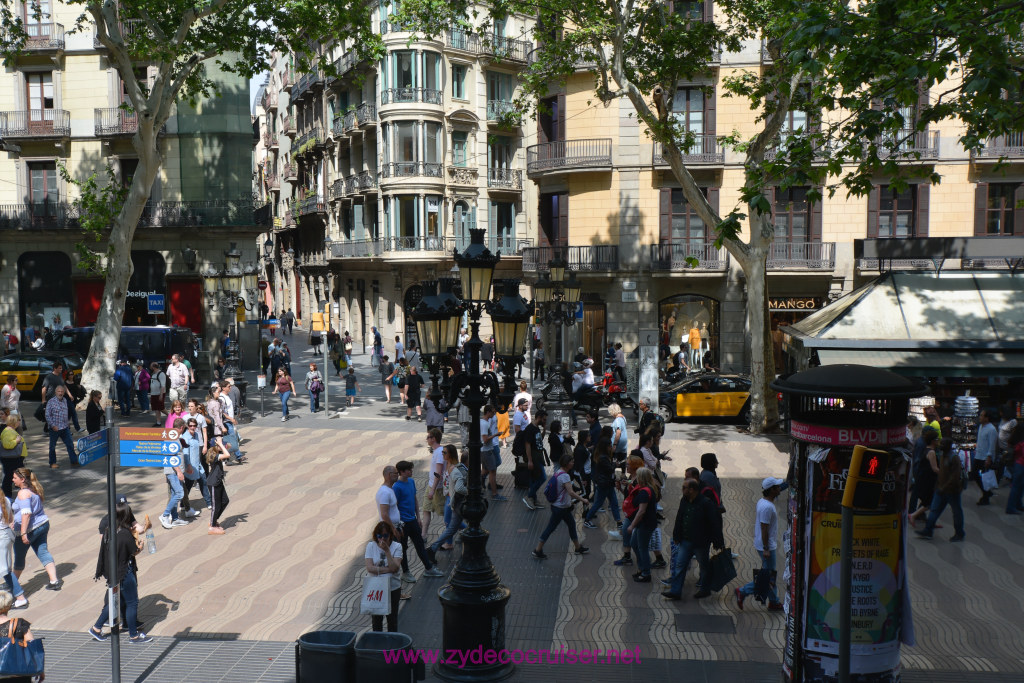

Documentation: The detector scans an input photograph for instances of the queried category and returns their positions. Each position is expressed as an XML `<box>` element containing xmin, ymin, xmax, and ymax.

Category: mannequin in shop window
<box><xmin>699</xmin><ymin>324</ymin><xmax>709</xmax><ymax>370</ymax></box>
<box><xmin>688</xmin><ymin>324</ymin><xmax>702</xmax><ymax>371</ymax></box>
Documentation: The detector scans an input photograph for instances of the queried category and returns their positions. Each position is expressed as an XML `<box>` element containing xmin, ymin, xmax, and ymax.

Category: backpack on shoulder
<box><xmin>511</xmin><ymin>430</ymin><xmax>526</xmax><ymax>458</ymax></box>
<box><xmin>936</xmin><ymin>450</ymin><xmax>967</xmax><ymax>496</ymax></box>
<box><xmin>543</xmin><ymin>473</ymin><xmax>561</xmax><ymax>504</ymax></box>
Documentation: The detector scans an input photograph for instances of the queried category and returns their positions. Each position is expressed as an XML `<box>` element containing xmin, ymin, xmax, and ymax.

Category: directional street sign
<box><xmin>118</xmin><ymin>426</ymin><xmax>182</xmax><ymax>468</ymax></box>
<box><xmin>75</xmin><ymin>429</ymin><xmax>109</xmax><ymax>466</ymax></box>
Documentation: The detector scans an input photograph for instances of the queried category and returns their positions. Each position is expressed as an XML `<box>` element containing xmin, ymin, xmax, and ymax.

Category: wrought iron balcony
<box><xmin>382</xmin><ymin>236</ymin><xmax>456</xmax><ymax>254</ymax></box>
<box><xmin>329</xmin><ymin>239</ymin><xmax>384</xmax><ymax>259</ymax></box>
<box><xmin>650</xmin><ymin>242</ymin><xmax>728</xmax><ymax>271</ymax></box>
<box><xmin>94</xmin><ymin>108</ymin><xmax>138</xmax><ymax>137</ymax></box>
<box><xmin>344</xmin><ymin>175</ymin><xmax>359</xmax><ymax>194</ymax></box>
<box><xmin>0</xmin><ymin>110</ymin><xmax>71</xmax><ymax>139</ymax></box>
<box><xmin>527</xmin><ymin>138</ymin><xmax>612</xmax><ymax>175</ymax></box>
<box><xmin>261</xmin><ymin>89</ymin><xmax>278</xmax><ymax>111</ymax></box>
<box><xmin>295</xmin><ymin>195</ymin><xmax>326</xmax><ymax>216</ymax></box>
<box><xmin>343</xmin><ymin>110</ymin><xmax>357</xmax><ymax>131</ymax></box>
<box><xmin>329</xmin><ymin>178</ymin><xmax>346</xmax><ymax>201</ymax></box>
<box><xmin>484</xmin><ymin>35</ymin><xmax>530</xmax><ymax>62</ymax></box>
<box><xmin>0</xmin><ymin>199</ymin><xmax>269</xmax><ymax>230</ymax></box>
<box><xmin>455</xmin><ymin>234</ymin><xmax>533</xmax><ymax>255</ymax></box>
<box><xmin>0</xmin><ymin>202</ymin><xmax>78</xmax><ymax>230</ymax></box>
<box><xmin>355</xmin><ymin>102</ymin><xmax>377</xmax><ymax>127</ymax></box>
<box><xmin>522</xmin><ymin>245</ymin><xmax>619</xmax><ymax>272</ymax></box>
<box><xmin>284</xmin><ymin>211</ymin><xmax>296</xmax><ymax>228</ymax></box>
<box><xmin>381</xmin><ymin>88</ymin><xmax>443</xmax><ymax>105</ymax></box>
<box><xmin>282</xmin><ymin>115</ymin><xmax>296</xmax><ymax>136</ymax></box>
<box><xmin>972</xmin><ymin>133</ymin><xmax>1024</xmax><ymax>161</ymax></box>
<box><xmin>876</xmin><ymin>129</ymin><xmax>939</xmax><ymax>159</ymax></box>
<box><xmin>766</xmin><ymin>241</ymin><xmax>836</xmax><ymax>271</ymax></box>
<box><xmin>284</xmin><ymin>162</ymin><xmax>298</xmax><ymax>182</ymax></box>
<box><xmin>487</xmin><ymin>168</ymin><xmax>522</xmax><ymax>190</ymax></box>
<box><xmin>332</xmin><ymin>114</ymin><xmax>344</xmax><ymax>137</ymax></box>
<box><xmin>448</xmin><ymin>166</ymin><xmax>479</xmax><ymax>186</ymax></box>
<box><xmin>266</xmin><ymin>174</ymin><xmax>280</xmax><ymax>191</ymax></box>
<box><xmin>355</xmin><ymin>170</ymin><xmax>378</xmax><ymax>191</ymax></box>
<box><xmin>281</xmin><ymin>69</ymin><xmax>294</xmax><ymax>92</ymax></box>
<box><xmin>25</xmin><ymin>22</ymin><xmax>64</xmax><ymax>51</ymax></box>
<box><xmin>447</xmin><ymin>30</ymin><xmax>481</xmax><ymax>52</ymax></box>
<box><xmin>653</xmin><ymin>135</ymin><xmax>725</xmax><ymax>165</ymax></box>
<box><xmin>486</xmin><ymin>100</ymin><xmax>518</xmax><ymax>122</ymax></box>
<box><xmin>379</xmin><ymin>162</ymin><xmax>444</xmax><ymax>179</ymax></box>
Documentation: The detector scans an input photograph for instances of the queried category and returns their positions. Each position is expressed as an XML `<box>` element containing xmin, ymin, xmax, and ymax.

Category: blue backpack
<box><xmin>543</xmin><ymin>473</ymin><xmax>561</xmax><ymax>503</ymax></box>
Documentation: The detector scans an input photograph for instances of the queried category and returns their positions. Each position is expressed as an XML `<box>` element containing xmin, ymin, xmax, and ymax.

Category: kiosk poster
<box><xmin>803</xmin><ymin>446</ymin><xmax>907</xmax><ymax>672</ymax></box>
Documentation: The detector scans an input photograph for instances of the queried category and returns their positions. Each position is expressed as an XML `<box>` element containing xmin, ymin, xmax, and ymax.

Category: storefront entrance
<box><xmin>581</xmin><ymin>301</ymin><xmax>606</xmax><ymax>372</ymax></box>
<box><xmin>769</xmin><ymin>297</ymin><xmax>824</xmax><ymax>372</ymax></box>
<box><xmin>659</xmin><ymin>294</ymin><xmax>719</xmax><ymax>371</ymax></box>
<box><xmin>18</xmin><ymin>251</ymin><xmax>72</xmax><ymax>338</ymax></box>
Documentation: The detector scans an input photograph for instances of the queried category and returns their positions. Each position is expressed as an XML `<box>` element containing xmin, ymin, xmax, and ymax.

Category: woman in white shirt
<box><xmin>363</xmin><ymin>521</ymin><xmax>403</xmax><ymax>632</ymax></box>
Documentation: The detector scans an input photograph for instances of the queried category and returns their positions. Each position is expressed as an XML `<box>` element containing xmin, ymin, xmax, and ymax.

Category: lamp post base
<box><xmin>432</xmin><ymin>527</ymin><xmax>514</xmax><ymax>682</ymax></box>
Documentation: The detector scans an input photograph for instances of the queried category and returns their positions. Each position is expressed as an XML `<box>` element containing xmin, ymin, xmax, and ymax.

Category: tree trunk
<box><xmin>77</xmin><ymin>142</ymin><xmax>163</xmax><ymax>403</ymax></box>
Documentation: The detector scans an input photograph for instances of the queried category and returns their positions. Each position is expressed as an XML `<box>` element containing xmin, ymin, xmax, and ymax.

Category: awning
<box><xmin>816</xmin><ymin>349</ymin><xmax>1024</xmax><ymax>377</ymax></box>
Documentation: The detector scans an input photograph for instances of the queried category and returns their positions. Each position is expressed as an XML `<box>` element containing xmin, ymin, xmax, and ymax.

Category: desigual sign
<box><xmin>769</xmin><ymin>297</ymin><xmax>823</xmax><ymax>311</ymax></box>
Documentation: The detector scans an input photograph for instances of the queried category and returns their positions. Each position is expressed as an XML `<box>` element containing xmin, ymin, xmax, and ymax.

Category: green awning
<box><xmin>816</xmin><ymin>349</ymin><xmax>1024</xmax><ymax>377</ymax></box>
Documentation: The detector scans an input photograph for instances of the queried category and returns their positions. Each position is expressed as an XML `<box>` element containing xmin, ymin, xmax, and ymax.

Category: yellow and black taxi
<box><xmin>658</xmin><ymin>372</ymin><xmax>752</xmax><ymax>422</ymax></box>
<box><xmin>0</xmin><ymin>351</ymin><xmax>85</xmax><ymax>398</ymax></box>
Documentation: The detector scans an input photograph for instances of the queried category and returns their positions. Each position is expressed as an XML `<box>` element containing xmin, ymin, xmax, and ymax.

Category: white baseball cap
<box><xmin>762</xmin><ymin>477</ymin><xmax>787</xmax><ymax>491</ymax></box>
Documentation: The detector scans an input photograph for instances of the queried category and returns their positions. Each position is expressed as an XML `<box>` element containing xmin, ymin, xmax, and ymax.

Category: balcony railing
<box><xmin>282</xmin><ymin>115</ymin><xmax>295</xmax><ymax>136</ymax></box>
<box><xmin>527</xmin><ymin>138</ymin><xmax>612</xmax><ymax>174</ymax></box>
<box><xmin>261</xmin><ymin>89</ymin><xmax>278</xmax><ymax>110</ymax></box>
<box><xmin>383</xmin><ymin>236</ymin><xmax>455</xmax><ymax>253</ymax></box>
<box><xmin>0</xmin><ymin>200</ymin><xmax>269</xmax><ymax>230</ymax></box>
<box><xmin>486</xmin><ymin>100</ymin><xmax>518</xmax><ymax>122</ymax></box>
<box><xmin>972</xmin><ymin>133</ymin><xmax>1024</xmax><ymax>160</ymax></box>
<box><xmin>877</xmin><ymin>129</ymin><xmax>939</xmax><ymax>159</ymax></box>
<box><xmin>329</xmin><ymin>239</ymin><xmax>384</xmax><ymax>259</ymax></box>
<box><xmin>522</xmin><ymin>245</ymin><xmax>619</xmax><ymax>272</ymax></box>
<box><xmin>25</xmin><ymin>22</ymin><xmax>64</xmax><ymax>50</ymax></box>
<box><xmin>344</xmin><ymin>175</ymin><xmax>359</xmax><ymax>194</ymax></box>
<box><xmin>0</xmin><ymin>110</ymin><xmax>71</xmax><ymax>139</ymax></box>
<box><xmin>94</xmin><ymin>108</ymin><xmax>138</xmax><ymax>137</ymax></box>
<box><xmin>295</xmin><ymin>126</ymin><xmax>326</xmax><ymax>151</ymax></box>
<box><xmin>330</xmin><ymin>51</ymin><xmax>360</xmax><ymax>81</ymax></box>
<box><xmin>653</xmin><ymin>135</ymin><xmax>725</xmax><ymax>165</ymax></box>
<box><xmin>296</xmin><ymin>195</ymin><xmax>326</xmax><ymax>216</ymax></box>
<box><xmin>381</xmin><ymin>87</ymin><xmax>444</xmax><ymax>105</ymax></box>
<box><xmin>356</xmin><ymin>102</ymin><xmax>377</xmax><ymax>126</ymax></box>
<box><xmin>343</xmin><ymin>110</ymin><xmax>357</xmax><ymax>131</ymax></box>
<box><xmin>379</xmin><ymin>162</ymin><xmax>444</xmax><ymax>179</ymax></box>
<box><xmin>455</xmin><ymin>235</ymin><xmax>533</xmax><ymax>255</ymax></box>
<box><xmin>284</xmin><ymin>162</ymin><xmax>298</xmax><ymax>181</ymax></box>
<box><xmin>355</xmin><ymin>170</ymin><xmax>378</xmax><ymax>191</ymax></box>
<box><xmin>448</xmin><ymin>166</ymin><xmax>479</xmax><ymax>185</ymax></box>
<box><xmin>380</xmin><ymin>17</ymin><xmax>417</xmax><ymax>33</ymax></box>
<box><xmin>266</xmin><ymin>174</ymin><xmax>280</xmax><ymax>190</ymax></box>
<box><xmin>330</xmin><ymin>178</ymin><xmax>346</xmax><ymax>201</ymax></box>
<box><xmin>487</xmin><ymin>168</ymin><xmax>522</xmax><ymax>190</ymax></box>
<box><xmin>649</xmin><ymin>242</ymin><xmax>728</xmax><ymax>271</ymax></box>
<box><xmin>766</xmin><ymin>241</ymin><xmax>836</xmax><ymax>270</ymax></box>
<box><xmin>484</xmin><ymin>35</ymin><xmax>530</xmax><ymax>62</ymax></box>
<box><xmin>447</xmin><ymin>30</ymin><xmax>481</xmax><ymax>52</ymax></box>
<box><xmin>281</xmin><ymin>68</ymin><xmax>294</xmax><ymax>92</ymax></box>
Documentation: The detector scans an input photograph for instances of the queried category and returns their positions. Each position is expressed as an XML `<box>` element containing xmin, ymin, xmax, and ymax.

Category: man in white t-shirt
<box><xmin>735</xmin><ymin>476</ymin><xmax>786</xmax><ymax>611</ymax></box>
<box><xmin>167</xmin><ymin>354</ymin><xmax>190</xmax><ymax>403</ymax></box>
<box><xmin>512</xmin><ymin>398</ymin><xmax>530</xmax><ymax>435</ymax></box>
<box><xmin>376</xmin><ymin>465</ymin><xmax>402</xmax><ymax>529</ymax></box>
<box><xmin>420</xmin><ymin>429</ymin><xmax>446</xmax><ymax>533</ymax></box>
<box><xmin>480</xmin><ymin>405</ymin><xmax>506</xmax><ymax>501</ymax></box>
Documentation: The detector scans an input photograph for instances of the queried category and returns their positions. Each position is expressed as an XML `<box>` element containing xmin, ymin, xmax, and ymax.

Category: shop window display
<box><xmin>659</xmin><ymin>295</ymin><xmax>718</xmax><ymax>372</ymax></box>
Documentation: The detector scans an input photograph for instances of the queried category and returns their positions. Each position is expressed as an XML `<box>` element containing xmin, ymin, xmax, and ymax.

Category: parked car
<box><xmin>658</xmin><ymin>372</ymin><xmax>752</xmax><ymax>422</ymax></box>
<box><xmin>0</xmin><ymin>351</ymin><xmax>84</xmax><ymax>398</ymax></box>
<box><xmin>52</xmin><ymin>325</ymin><xmax>195</xmax><ymax>368</ymax></box>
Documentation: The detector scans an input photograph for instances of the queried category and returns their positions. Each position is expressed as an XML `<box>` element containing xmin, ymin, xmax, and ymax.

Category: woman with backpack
<box><xmin>915</xmin><ymin>438</ymin><xmax>966</xmax><ymax>541</ymax></box>
<box><xmin>532</xmin><ymin>453</ymin><xmax>590</xmax><ymax>559</ymax></box>
<box><xmin>582</xmin><ymin>439</ymin><xmax>622</xmax><ymax>538</ymax></box>
<box><xmin>305</xmin><ymin>363</ymin><xmax>324</xmax><ymax>414</ymax></box>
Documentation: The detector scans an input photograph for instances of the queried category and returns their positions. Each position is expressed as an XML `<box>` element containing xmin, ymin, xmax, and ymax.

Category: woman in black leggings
<box><xmin>205</xmin><ymin>444</ymin><xmax>231</xmax><ymax>535</ymax></box>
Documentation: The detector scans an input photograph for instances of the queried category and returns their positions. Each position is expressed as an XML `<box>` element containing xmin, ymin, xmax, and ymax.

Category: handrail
<box><xmin>522</xmin><ymin>245</ymin><xmax>618</xmax><ymax>271</ymax></box>
<box><xmin>526</xmin><ymin>138</ymin><xmax>612</xmax><ymax>173</ymax></box>
<box><xmin>0</xmin><ymin>110</ymin><xmax>71</xmax><ymax>138</ymax></box>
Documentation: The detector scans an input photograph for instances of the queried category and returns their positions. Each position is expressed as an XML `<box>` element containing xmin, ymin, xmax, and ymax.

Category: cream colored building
<box><xmin>0</xmin><ymin>2</ymin><xmax>265</xmax><ymax>351</ymax></box>
<box><xmin>255</xmin><ymin>7</ymin><xmax>539</xmax><ymax>349</ymax></box>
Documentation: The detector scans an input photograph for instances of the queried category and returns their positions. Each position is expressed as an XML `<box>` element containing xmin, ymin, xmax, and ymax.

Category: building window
<box><xmin>28</xmin><ymin>161</ymin><xmax>58</xmax><ymax>207</ymax></box>
<box><xmin>488</xmin><ymin>136</ymin><xmax>512</xmax><ymax>170</ymax></box>
<box><xmin>423</xmin><ymin>52</ymin><xmax>440</xmax><ymax>93</ymax></box>
<box><xmin>424</xmin><ymin>122</ymin><xmax>442</xmax><ymax>164</ymax></box>
<box><xmin>395</xmin><ymin>195</ymin><xmax>416</xmax><ymax>238</ymax></box>
<box><xmin>120</xmin><ymin>159</ymin><xmax>139</xmax><ymax>188</ymax></box>
<box><xmin>773</xmin><ymin>187</ymin><xmax>809</xmax><ymax>241</ymax></box>
<box><xmin>394</xmin><ymin>51</ymin><xmax>415</xmax><ymax>90</ymax></box>
<box><xmin>451</xmin><ymin>64</ymin><xmax>466</xmax><ymax>99</ymax></box>
<box><xmin>454</xmin><ymin>200</ymin><xmax>473</xmax><ymax>240</ymax></box>
<box><xmin>982</xmin><ymin>183</ymin><xmax>1021</xmax><ymax>236</ymax></box>
<box><xmin>396</xmin><ymin>121</ymin><xmax>416</xmax><ymax>162</ymax></box>
<box><xmin>674</xmin><ymin>1</ymin><xmax>703</xmax><ymax>20</ymax></box>
<box><xmin>490</xmin><ymin>201</ymin><xmax>515</xmax><ymax>247</ymax></box>
<box><xmin>26</xmin><ymin>72</ymin><xmax>55</xmax><ymax>122</ymax></box>
<box><xmin>452</xmin><ymin>131</ymin><xmax>468</xmax><ymax>166</ymax></box>
<box><xmin>668</xmin><ymin>188</ymin><xmax>708</xmax><ymax>242</ymax></box>
<box><xmin>487</xmin><ymin>72</ymin><xmax>514</xmax><ymax>103</ymax></box>
<box><xmin>671</xmin><ymin>87</ymin><xmax>704</xmax><ymax>135</ymax></box>
<box><xmin>871</xmin><ymin>185</ymin><xmax>917</xmax><ymax>238</ymax></box>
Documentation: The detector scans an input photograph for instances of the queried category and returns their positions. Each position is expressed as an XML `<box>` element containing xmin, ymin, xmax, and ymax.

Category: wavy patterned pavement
<box><xmin>24</xmin><ymin>425</ymin><xmax>1024</xmax><ymax>676</ymax></box>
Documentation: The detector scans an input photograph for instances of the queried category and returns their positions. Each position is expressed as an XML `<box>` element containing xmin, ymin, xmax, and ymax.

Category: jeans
<box><xmin>163</xmin><ymin>474</ymin><xmax>184</xmax><ymax>519</ymax></box>
<box><xmin>534</xmin><ymin>359</ymin><xmax>546</xmax><ymax>380</ymax></box>
<box><xmin>182</xmin><ymin>472</ymin><xmax>213</xmax><ymax>510</ymax></box>
<box><xmin>48</xmin><ymin>426</ymin><xmax>76</xmax><ymax>466</ymax></box>
<box><xmin>308</xmin><ymin>389</ymin><xmax>319</xmax><ymax>413</ymax></box>
<box><xmin>94</xmin><ymin>567</ymin><xmax>140</xmax><ymax>638</ymax></box>
<box><xmin>279</xmin><ymin>390</ymin><xmax>291</xmax><ymax>417</ymax></box>
<box><xmin>585</xmin><ymin>484</ymin><xmax>621</xmax><ymax>524</ymax></box>
<box><xmin>137</xmin><ymin>390</ymin><xmax>150</xmax><ymax>412</ymax></box>
<box><xmin>923</xmin><ymin>490</ymin><xmax>965</xmax><ymax>537</ymax></box>
<box><xmin>1007</xmin><ymin>462</ymin><xmax>1024</xmax><ymax>514</ymax></box>
<box><xmin>526</xmin><ymin>466</ymin><xmax>547</xmax><ymax>501</ymax></box>
<box><xmin>739</xmin><ymin>550</ymin><xmax>780</xmax><ymax>603</ymax></box>
<box><xmin>669</xmin><ymin>540</ymin><xmax>710</xmax><ymax>595</ymax></box>
<box><xmin>399</xmin><ymin>518</ymin><xmax>433</xmax><ymax>571</ymax></box>
<box><xmin>116</xmin><ymin>385</ymin><xmax>131</xmax><ymax>415</ymax></box>
<box><xmin>4</xmin><ymin>570</ymin><xmax>23</xmax><ymax>598</ymax></box>
<box><xmin>630</xmin><ymin>525</ymin><xmax>654</xmax><ymax>575</ymax></box>
<box><xmin>539</xmin><ymin>506</ymin><xmax>578</xmax><ymax>544</ymax></box>
<box><xmin>431</xmin><ymin>504</ymin><xmax>465</xmax><ymax>553</ymax></box>
<box><xmin>66</xmin><ymin>396</ymin><xmax>81</xmax><ymax>431</ymax></box>
<box><xmin>13</xmin><ymin>521</ymin><xmax>54</xmax><ymax>571</ymax></box>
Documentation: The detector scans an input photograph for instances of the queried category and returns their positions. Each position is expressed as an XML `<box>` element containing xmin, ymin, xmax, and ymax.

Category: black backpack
<box><xmin>511</xmin><ymin>430</ymin><xmax>526</xmax><ymax>458</ymax></box>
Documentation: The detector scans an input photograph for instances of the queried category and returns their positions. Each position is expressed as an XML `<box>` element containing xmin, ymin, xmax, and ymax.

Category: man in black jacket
<box><xmin>662</xmin><ymin>477</ymin><xmax>723</xmax><ymax>600</ymax></box>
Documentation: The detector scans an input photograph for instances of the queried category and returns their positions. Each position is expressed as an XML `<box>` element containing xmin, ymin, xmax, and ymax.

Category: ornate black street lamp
<box><xmin>535</xmin><ymin>260</ymin><xmax>582</xmax><ymax>428</ymax></box>
<box><xmin>413</xmin><ymin>229</ymin><xmax>531</xmax><ymax>682</ymax></box>
<box><xmin>412</xmin><ymin>279</ymin><xmax>463</xmax><ymax>402</ymax></box>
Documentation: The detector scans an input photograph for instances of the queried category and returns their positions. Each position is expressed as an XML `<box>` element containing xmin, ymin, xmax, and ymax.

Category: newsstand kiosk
<box><xmin>771</xmin><ymin>365</ymin><xmax>928</xmax><ymax>683</ymax></box>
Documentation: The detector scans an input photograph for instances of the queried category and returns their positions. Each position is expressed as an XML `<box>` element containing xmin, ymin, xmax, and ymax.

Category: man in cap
<box><xmin>735</xmin><ymin>476</ymin><xmax>787</xmax><ymax>611</ymax></box>
<box><xmin>512</xmin><ymin>397</ymin><xmax>531</xmax><ymax>436</ymax></box>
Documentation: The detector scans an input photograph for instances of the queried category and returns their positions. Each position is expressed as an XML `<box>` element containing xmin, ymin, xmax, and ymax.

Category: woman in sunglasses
<box><xmin>363</xmin><ymin>520</ymin><xmax>402</xmax><ymax>632</ymax></box>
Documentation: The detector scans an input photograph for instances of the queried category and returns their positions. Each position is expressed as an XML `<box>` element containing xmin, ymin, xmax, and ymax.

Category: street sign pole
<box><xmin>323</xmin><ymin>339</ymin><xmax>329</xmax><ymax>418</ymax></box>
<box><xmin>106</xmin><ymin>377</ymin><xmax>121</xmax><ymax>682</ymax></box>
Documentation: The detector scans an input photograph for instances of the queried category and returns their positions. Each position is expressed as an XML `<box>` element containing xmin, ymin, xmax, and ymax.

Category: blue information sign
<box><xmin>147</xmin><ymin>293</ymin><xmax>165</xmax><ymax>314</ymax></box>
<box><xmin>75</xmin><ymin>429</ymin><xmax>109</xmax><ymax>466</ymax></box>
<box><xmin>575</xmin><ymin>301</ymin><xmax>584</xmax><ymax>320</ymax></box>
<box><xmin>118</xmin><ymin>427</ymin><xmax>182</xmax><ymax>468</ymax></box>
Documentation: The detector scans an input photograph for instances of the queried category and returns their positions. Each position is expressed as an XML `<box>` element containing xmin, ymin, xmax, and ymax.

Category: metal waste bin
<box><xmin>355</xmin><ymin>632</ymin><xmax>425</xmax><ymax>682</ymax></box>
<box><xmin>296</xmin><ymin>630</ymin><xmax>356</xmax><ymax>682</ymax></box>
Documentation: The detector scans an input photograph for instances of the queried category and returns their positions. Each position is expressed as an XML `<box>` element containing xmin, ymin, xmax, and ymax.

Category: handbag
<box><xmin>360</xmin><ymin>574</ymin><xmax>391</xmax><ymax>616</ymax></box>
<box><xmin>0</xmin><ymin>618</ymin><xmax>45</xmax><ymax>677</ymax></box>
<box><xmin>980</xmin><ymin>469</ymin><xmax>999</xmax><ymax>491</ymax></box>
<box><xmin>706</xmin><ymin>548</ymin><xmax>738</xmax><ymax>592</ymax></box>
<box><xmin>33</xmin><ymin>403</ymin><xmax>45</xmax><ymax>423</ymax></box>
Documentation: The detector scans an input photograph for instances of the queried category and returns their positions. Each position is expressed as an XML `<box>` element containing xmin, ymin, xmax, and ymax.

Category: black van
<box><xmin>53</xmin><ymin>326</ymin><xmax>196</xmax><ymax>367</ymax></box>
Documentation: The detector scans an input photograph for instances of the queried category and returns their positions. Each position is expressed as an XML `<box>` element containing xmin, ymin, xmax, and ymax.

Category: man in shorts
<box><xmin>481</xmin><ymin>405</ymin><xmax>507</xmax><ymax>501</ymax></box>
<box><xmin>420</xmin><ymin>428</ymin><xmax>446</xmax><ymax>535</ymax></box>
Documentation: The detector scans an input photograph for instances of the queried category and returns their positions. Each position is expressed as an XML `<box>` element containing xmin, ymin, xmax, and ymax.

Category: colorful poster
<box><xmin>803</xmin><ymin>446</ymin><xmax>908</xmax><ymax>673</ymax></box>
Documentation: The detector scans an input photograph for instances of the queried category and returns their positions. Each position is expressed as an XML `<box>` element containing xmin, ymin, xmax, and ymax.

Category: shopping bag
<box><xmin>980</xmin><ymin>469</ymin><xmax>999</xmax><ymax>491</ymax></box>
<box><xmin>706</xmin><ymin>548</ymin><xmax>738</xmax><ymax>592</ymax></box>
<box><xmin>360</xmin><ymin>575</ymin><xmax>391</xmax><ymax>616</ymax></box>
<box><xmin>0</xmin><ymin>619</ymin><xmax>45</xmax><ymax>677</ymax></box>
<box><xmin>752</xmin><ymin>568</ymin><xmax>778</xmax><ymax>604</ymax></box>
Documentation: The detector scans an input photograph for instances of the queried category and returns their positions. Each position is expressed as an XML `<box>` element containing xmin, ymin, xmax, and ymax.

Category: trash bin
<box><xmin>295</xmin><ymin>630</ymin><xmax>356</xmax><ymax>683</ymax></box>
<box><xmin>355</xmin><ymin>632</ymin><xmax>425</xmax><ymax>682</ymax></box>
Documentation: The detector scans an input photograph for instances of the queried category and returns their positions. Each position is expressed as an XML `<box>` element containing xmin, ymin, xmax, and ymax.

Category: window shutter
<box><xmin>488</xmin><ymin>200</ymin><xmax>496</xmax><ymax>236</ymax></box>
<box><xmin>1014</xmin><ymin>184</ymin><xmax>1024</xmax><ymax>236</ymax></box>
<box><xmin>557</xmin><ymin>94</ymin><xmax>566</xmax><ymax>141</ymax></box>
<box><xmin>974</xmin><ymin>182</ymin><xmax>988</xmax><ymax>235</ymax></box>
<box><xmin>915</xmin><ymin>183</ymin><xmax>929</xmax><ymax>237</ymax></box>
<box><xmin>660</xmin><ymin>188</ymin><xmax>672</xmax><ymax>243</ymax></box>
<box><xmin>707</xmin><ymin>186</ymin><xmax>720</xmax><ymax>216</ymax></box>
<box><xmin>704</xmin><ymin>86</ymin><xmax>716</xmax><ymax>137</ymax></box>
<box><xmin>704</xmin><ymin>0</ymin><xmax>714</xmax><ymax>23</ymax></box>
<box><xmin>470</xmin><ymin>204</ymin><xmax>477</xmax><ymax>232</ymax></box>
<box><xmin>915</xmin><ymin>80</ymin><xmax>929</xmax><ymax>125</ymax></box>
<box><xmin>557</xmin><ymin>192</ymin><xmax>569</xmax><ymax>245</ymax></box>
<box><xmin>810</xmin><ymin>187</ymin><xmax>823</xmax><ymax>241</ymax></box>
<box><xmin>866</xmin><ymin>185</ymin><xmax>879</xmax><ymax>238</ymax></box>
